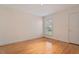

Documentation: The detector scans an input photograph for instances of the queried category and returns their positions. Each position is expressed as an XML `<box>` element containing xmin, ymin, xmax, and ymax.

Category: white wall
<box><xmin>44</xmin><ymin>6</ymin><xmax>79</xmax><ymax>43</ymax></box>
<box><xmin>69</xmin><ymin>12</ymin><xmax>79</xmax><ymax>44</ymax></box>
<box><xmin>0</xmin><ymin>6</ymin><xmax>43</xmax><ymax>45</ymax></box>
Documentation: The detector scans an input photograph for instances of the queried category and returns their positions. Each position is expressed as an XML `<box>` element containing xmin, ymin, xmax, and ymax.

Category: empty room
<box><xmin>0</xmin><ymin>4</ymin><xmax>79</xmax><ymax>54</ymax></box>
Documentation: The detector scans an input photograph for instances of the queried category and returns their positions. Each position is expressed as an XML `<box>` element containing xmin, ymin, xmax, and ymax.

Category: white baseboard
<box><xmin>0</xmin><ymin>35</ymin><xmax>42</xmax><ymax>46</ymax></box>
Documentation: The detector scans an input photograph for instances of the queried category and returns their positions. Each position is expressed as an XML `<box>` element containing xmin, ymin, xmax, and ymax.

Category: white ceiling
<box><xmin>1</xmin><ymin>4</ymin><xmax>79</xmax><ymax>16</ymax></box>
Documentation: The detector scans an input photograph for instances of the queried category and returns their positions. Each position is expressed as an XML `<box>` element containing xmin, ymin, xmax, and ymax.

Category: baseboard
<box><xmin>69</xmin><ymin>43</ymin><xmax>79</xmax><ymax>46</ymax></box>
<box><xmin>44</xmin><ymin>36</ymin><xmax>79</xmax><ymax>46</ymax></box>
<box><xmin>0</xmin><ymin>36</ymin><xmax>43</xmax><ymax>47</ymax></box>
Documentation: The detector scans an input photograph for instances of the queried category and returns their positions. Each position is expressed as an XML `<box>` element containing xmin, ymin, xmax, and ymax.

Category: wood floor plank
<box><xmin>0</xmin><ymin>37</ymin><xmax>79</xmax><ymax>54</ymax></box>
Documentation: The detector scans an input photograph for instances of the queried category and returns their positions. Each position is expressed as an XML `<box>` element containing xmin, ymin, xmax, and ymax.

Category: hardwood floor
<box><xmin>0</xmin><ymin>37</ymin><xmax>79</xmax><ymax>54</ymax></box>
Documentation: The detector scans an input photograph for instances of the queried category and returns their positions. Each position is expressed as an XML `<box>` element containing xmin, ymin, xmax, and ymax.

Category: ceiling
<box><xmin>1</xmin><ymin>4</ymin><xmax>79</xmax><ymax>16</ymax></box>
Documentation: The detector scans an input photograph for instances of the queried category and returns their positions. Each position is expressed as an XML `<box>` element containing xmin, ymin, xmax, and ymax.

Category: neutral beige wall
<box><xmin>53</xmin><ymin>11</ymin><xmax>68</xmax><ymax>42</ymax></box>
<box><xmin>44</xmin><ymin>6</ymin><xmax>79</xmax><ymax>42</ymax></box>
<box><xmin>0</xmin><ymin>6</ymin><xmax>43</xmax><ymax>45</ymax></box>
